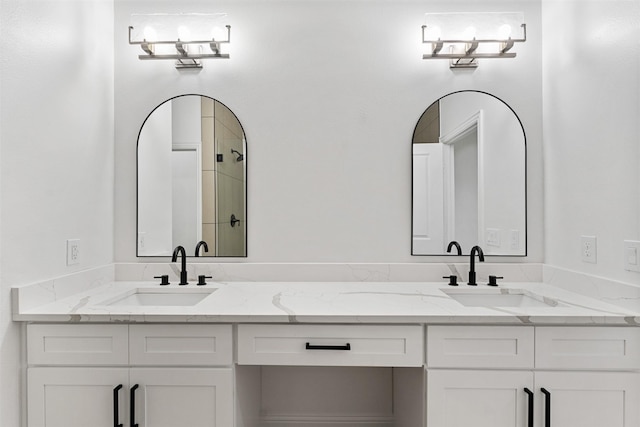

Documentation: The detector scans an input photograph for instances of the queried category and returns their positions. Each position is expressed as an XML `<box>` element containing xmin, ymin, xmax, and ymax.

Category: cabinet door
<box><xmin>427</xmin><ymin>370</ymin><xmax>534</xmax><ymax>427</ymax></box>
<box><xmin>28</xmin><ymin>367</ymin><xmax>129</xmax><ymax>427</ymax></box>
<box><xmin>129</xmin><ymin>368</ymin><xmax>233</xmax><ymax>427</ymax></box>
<box><xmin>535</xmin><ymin>371</ymin><xmax>640</xmax><ymax>427</ymax></box>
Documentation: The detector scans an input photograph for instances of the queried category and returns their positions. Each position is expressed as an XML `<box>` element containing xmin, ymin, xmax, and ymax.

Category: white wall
<box><xmin>138</xmin><ymin>102</ymin><xmax>173</xmax><ymax>255</ymax></box>
<box><xmin>542</xmin><ymin>0</ymin><xmax>640</xmax><ymax>285</ymax></box>
<box><xmin>115</xmin><ymin>0</ymin><xmax>543</xmax><ymax>263</ymax></box>
<box><xmin>172</xmin><ymin>95</ymin><xmax>202</xmax><ymax>145</ymax></box>
<box><xmin>0</xmin><ymin>0</ymin><xmax>115</xmax><ymax>424</ymax></box>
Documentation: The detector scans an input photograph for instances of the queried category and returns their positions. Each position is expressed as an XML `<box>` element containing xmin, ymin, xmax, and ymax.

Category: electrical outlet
<box><xmin>67</xmin><ymin>239</ymin><xmax>80</xmax><ymax>266</ymax></box>
<box><xmin>624</xmin><ymin>240</ymin><xmax>640</xmax><ymax>272</ymax></box>
<box><xmin>510</xmin><ymin>230</ymin><xmax>520</xmax><ymax>250</ymax></box>
<box><xmin>581</xmin><ymin>236</ymin><xmax>597</xmax><ymax>264</ymax></box>
<box><xmin>486</xmin><ymin>228</ymin><xmax>500</xmax><ymax>247</ymax></box>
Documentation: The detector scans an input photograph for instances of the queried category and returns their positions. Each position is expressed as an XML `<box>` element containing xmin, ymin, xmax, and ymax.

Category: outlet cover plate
<box><xmin>67</xmin><ymin>239</ymin><xmax>80</xmax><ymax>266</ymax></box>
<box><xmin>581</xmin><ymin>235</ymin><xmax>597</xmax><ymax>264</ymax></box>
<box><xmin>486</xmin><ymin>228</ymin><xmax>500</xmax><ymax>247</ymax></box>
<box><xmin>624</xmin><ymin>240</ymin><xmax>640</xmax><ymax>272</ymax></box>
<box><xmin>510</xmin><ymin>230</ymin><xmax>520</xmax><ymax>250</ymax></box>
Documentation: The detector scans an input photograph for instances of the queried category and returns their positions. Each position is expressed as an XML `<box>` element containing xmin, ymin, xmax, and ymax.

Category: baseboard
<box><xmin>260</xmin><ymin>414</ymin><xmax>394</xmax><ymax>427</ymax></box>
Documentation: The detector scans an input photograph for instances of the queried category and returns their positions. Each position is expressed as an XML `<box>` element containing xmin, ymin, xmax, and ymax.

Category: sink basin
<box><xmin>104</xmin><ymin>288</ymin><xmax>217</xmax><ymax>307</ymax></box>
<box><xmin>444</xmin><ymin>289</ymin><xmax>562</xmax><ymax>308</ymax></box>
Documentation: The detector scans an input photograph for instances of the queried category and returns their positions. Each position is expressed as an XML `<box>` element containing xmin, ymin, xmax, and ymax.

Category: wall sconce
<box><xmin>422</xmin><ymin>12</ymin><xmax>526</xmax><ymax>68</ymax></box>
<box><xmin>128</xmin><ymin>13</ymin><xmax>231</xmax><ymax>69</ymax></box>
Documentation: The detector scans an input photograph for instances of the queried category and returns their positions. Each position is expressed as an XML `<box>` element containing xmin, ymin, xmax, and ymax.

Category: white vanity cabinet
<box><xmin>128</xmin><ymin>367</ymin><xmax>233</xmax><ymax>427</ymax></box>
<box><xmin>428</xmin><ymin>369</ymin><xmax>534</xmax><ymax>427</ymax></box>
<box><xmin>24</xmin><ymin>322</ymin><xmax>640</xmax><ymax>427</ymax></box>
<box><xmin>26</xmin><ymin>324</ymin><xmax>234</xmax><ymax>427</ymax></box>
<box><xmin>426</xmin><ymin>326</ymin><xmax>640</xmax><ymax>427</ymax></box>
<box><xmin>28</xmin><ymin>367</ymin><xmax>130</xmax><ymax>427</ymax></box>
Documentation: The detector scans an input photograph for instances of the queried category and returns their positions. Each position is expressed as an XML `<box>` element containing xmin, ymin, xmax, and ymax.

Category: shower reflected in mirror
<box><xmin>137</xmin><ymin>95</ymin><xmax>247</xmax><ymax>257</ymax></box>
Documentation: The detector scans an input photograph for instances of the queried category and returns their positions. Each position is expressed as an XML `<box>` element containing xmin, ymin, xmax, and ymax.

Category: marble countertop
<box><xmin>12</xmin><ymin>280</ymin><xmax>640</xmax><ymax>325</ymax></box>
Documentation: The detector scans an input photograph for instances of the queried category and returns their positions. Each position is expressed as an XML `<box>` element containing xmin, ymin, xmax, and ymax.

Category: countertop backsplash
<box><xmin>114</xmin><ymin>262</ymin><xmax>543</xmax><ymax>284</ymax></box>
<box><xmin>544</xmin><ymin>265</ymin><xmax>640</xmax><ymax>312</ymax></box>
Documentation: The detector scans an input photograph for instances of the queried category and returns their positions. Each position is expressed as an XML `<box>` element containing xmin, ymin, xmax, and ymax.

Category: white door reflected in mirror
<box><xmin>412</xmin><ymin>91</ymin><xmax>526</xmax><ymax>256</ymax></box>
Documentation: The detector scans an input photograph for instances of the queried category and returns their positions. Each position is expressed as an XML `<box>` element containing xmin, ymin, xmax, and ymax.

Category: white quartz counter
<box><xmin>12</xmin><ymin>281</ymin><xmax>640</xmax><ymax>325</ymax></box>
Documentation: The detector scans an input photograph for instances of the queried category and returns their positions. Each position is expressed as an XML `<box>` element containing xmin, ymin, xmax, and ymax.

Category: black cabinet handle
<box><xmin>130</xmin><ymin>384</ymin><xmax>139</xmax><ymax>427</ymax></box>
<box><xmin>541</xmin><ymin>387</ymin><xmax>551</xmax><ymax>427</ymax></box>
<box><xmin>305</xmin><ymin>342</ymin><xmax>351</xmax><ymax>351</ymax></box>
<box><xmin>524</xmin><ymin>388</ymin><xmax>533</xmax><ymax>427</ymax></box>
<box><xmin>113</xmin><ymin>384</ymin><xmax>123</xmax><ymax>427</ymax></box>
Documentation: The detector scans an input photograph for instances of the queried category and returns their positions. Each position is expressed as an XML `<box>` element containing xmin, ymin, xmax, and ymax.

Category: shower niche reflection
<box><xmin>137</xmin><ymin>95</ymin><xmax>246</xmax><ymax>257</ymax></box>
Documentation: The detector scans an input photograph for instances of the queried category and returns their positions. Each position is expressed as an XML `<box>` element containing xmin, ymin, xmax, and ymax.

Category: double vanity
<box><xmin>14</xmin><ymin>277</ymin><xmax>640</xmax><ymax>427</ymax></box>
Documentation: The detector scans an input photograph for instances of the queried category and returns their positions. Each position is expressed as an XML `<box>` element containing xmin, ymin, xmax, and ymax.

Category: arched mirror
<box><xmin>412</xmin><ymin>90</ymin><xmax>526</xmax><ymax>256</ymax></box>
<box><xmin>137</xmin><ymin>95</ymin><xmax>247</xmax><ymax>257</ymax></box>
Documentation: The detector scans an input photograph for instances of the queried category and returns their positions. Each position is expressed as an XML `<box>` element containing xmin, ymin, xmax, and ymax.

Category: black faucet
<box><xmin>195</xmin><ymin>241</ymin><xmax>209</xmax><ymax>257</ymax></box>
<box><xmin>467</xmin><ymin>245</ymin><xmax>485</xmax><ymax>286</ymax></box>
<box><xmin>446</xmin><ymin>241</ymin><xmax>462</xmax><ymax>255</ymax></box>
<box><xmin>171</xmin><ymin>246</ymin><xmax>188</xmax><ymax>285</ymax></box>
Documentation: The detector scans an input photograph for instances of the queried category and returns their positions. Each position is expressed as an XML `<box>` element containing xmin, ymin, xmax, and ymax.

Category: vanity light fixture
<box><xmin>128</xmin><ymin>13</ymin><xmax>231</xmax><ymax>69</ymax></box>
<box><xmin>422</xmin><ymin>12</ymin><xmax>526</xmax><ymax>68</ymax></box>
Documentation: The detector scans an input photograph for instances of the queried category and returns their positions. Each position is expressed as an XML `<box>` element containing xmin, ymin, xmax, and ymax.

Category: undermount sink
<box><xmin>104</xmin><ymin>288</ymin><xmax>217</xmax><ymax>307</ymax></box>
<box><xmin>443</xmin><ymin>289</ymin><xmax>563</xmax><ymax>308</ymax></box>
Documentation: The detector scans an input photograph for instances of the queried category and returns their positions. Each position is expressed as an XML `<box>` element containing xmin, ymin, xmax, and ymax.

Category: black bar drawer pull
<box><xmin>524</xmin><ymin>388</ymin><xmax>534</xmax><ymax>427</ymax></box>
<box><xmin>541</xmin><ymin>387</ymin><xmax>551</xmax><ymax>427</ymax></box>
<box><xmin>113</xmin><ymin>384</ymin><xmax>123</xmax><ymax>427</ymax></box>
<box><xmin>130</xmin><ymin>384</ymin><xmax>139</xmax><ymax>427</ymax></box>
<box><xmin>305</xmin><ymin>342</ymin><xmax>351</xmax><ymax>351</ymax></box>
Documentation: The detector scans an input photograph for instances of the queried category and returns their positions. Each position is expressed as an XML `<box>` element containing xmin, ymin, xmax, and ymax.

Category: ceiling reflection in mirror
<box><xmin>137</xmin><ymin>95</ymin><xmax>246</xmax><ymax>257</ymax></box>
<box><xmin>412</xmin><ymin>91</ymin><xmax>526</xmax><ymax>256</ymax></box>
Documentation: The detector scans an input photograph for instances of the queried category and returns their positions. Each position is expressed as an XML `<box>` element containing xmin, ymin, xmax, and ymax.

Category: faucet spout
<box><xmin>468</xmin><ymin>245</ymin><xmax>485</xmax><ymax>286</ymax></box>
<box><xmin>171</xmin><ymin>245</ymin><xmax>188</xmax><ymax>285</ymax></box>
<box><xmin>195</xmin><ymin>241</ymin><xmax>209</xmax><ymax>257</ymax></box>
<box><xmin>446</xmin><ymin>241</ymin><xmax>462</xmax><ymax>256</ymax></box>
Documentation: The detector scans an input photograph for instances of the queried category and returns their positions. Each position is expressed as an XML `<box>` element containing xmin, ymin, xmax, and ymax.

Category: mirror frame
<box><xmin>411</xmin><ymin>90</ymin><xmax>527</xmax><ymax>257</ymax></box>
<box><xmin>136</xmin><ymin>94</ymin><xmax>248</xmax><ymax>257</ymax></box>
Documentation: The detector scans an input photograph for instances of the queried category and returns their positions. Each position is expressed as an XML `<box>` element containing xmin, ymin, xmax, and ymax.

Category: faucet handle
<box><xmin>154</xmin><ymin>275</ymin><xmax>170</xmax><ymax>286</ymax></box>
<box><xmin>487</xmin><ymin>275</ymin><xmax>504</xmax><ymax>287</ymax></box>
<box><xmin>443</xmin><ymin>275</ymin><xmax>458</xmax><ymax>286</ymax></box>
<box><xmin>197</xmin><ymin>275</ymin><xmax>213</xmax><ymax>286</ymax></box>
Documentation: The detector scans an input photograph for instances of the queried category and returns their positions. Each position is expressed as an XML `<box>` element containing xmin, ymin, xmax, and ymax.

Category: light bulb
<box><xmin>462</xmin><ymin>26</ymin><xmax>476</xmax><ymax>40</ymax></box>
<box><xmin>497</xmin><ymin>24</ymin><xmax>512</xmax><ymax>40</ymax></box>
<box><xmin>143</xmin><ymin>26</ymin><xmax>157</xmax><ymax>41</ymax></box>
<box><xmin>177</xmin><ymin>25</ymin><xmax>191</xmax><ymax>41</ymax></box>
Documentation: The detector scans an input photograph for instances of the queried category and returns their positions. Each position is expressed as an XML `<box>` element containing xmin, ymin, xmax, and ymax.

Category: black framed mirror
<box><xmin>137</xmin><ymin>94</ymin><xmax>247</xmax><ymax>257</ymax></box>
<box><xmin>412</xmin><ymin>90</ymin><xmax>526</xmax><ymax>256</ymax></box>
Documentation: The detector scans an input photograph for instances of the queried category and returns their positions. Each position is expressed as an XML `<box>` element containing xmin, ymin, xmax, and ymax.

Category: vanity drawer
<box><xmin>27</xmin><ymin>324</ymin><xmax>129</xmax><ymax>365</ymax></box>
<box><xmin>427</xmin><ymin>326</ymin><xmax>534</xmax><ymax>369</ymax></box>
<box><xmin>237</xmin><ymin>324</ymin><xmax>423</xmax><ymax>366</ymax></box>
<box><xmin>535</xmin><ymin>327</ymin><xmax>640</xmax><ymax>370</ymax></box>
<box><xmin>129</xmin><ymin>324</ymin><xmax>233</xmax><ymax>366</ymax></box>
